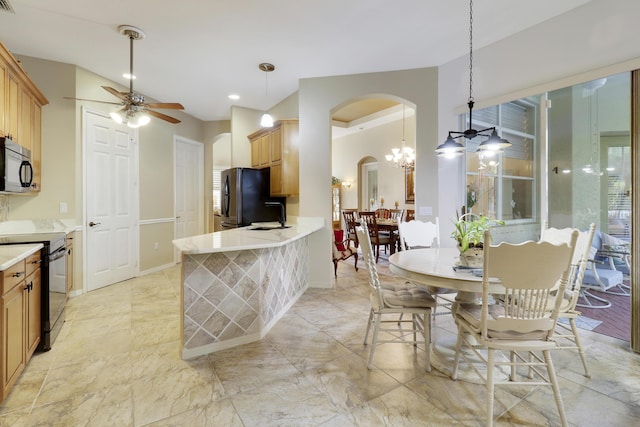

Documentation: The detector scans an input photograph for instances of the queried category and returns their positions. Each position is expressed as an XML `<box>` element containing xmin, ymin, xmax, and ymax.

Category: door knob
<box><xmin>88</xmin><ymin>221</ymin><xmax>101</xmax><ymax>227</ymax></box>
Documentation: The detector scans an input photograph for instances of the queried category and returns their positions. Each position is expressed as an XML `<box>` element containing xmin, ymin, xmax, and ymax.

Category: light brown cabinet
<box><xmin>248</xmin><ymin>119</ymin><xmax>299</xmax><ymax>197</ymax></box>
<box><xmin>66</xmin><ymin>232</ymin><xmax>75</xmax><ymax>294</ymax></box>
<box><xmin>0</xmin><ymin>40</ymin><xmax>49</xmax><ymax>192</ymax></box>
<box><xmin>1</xmin><ymin>249</ymin><xmax>41</xmax><ymax>403</ymax></box>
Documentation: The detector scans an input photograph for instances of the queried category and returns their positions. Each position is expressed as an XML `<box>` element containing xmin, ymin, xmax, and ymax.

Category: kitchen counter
<box><xmin>172</xmin><ymin>217</ymin><xmax>323</xmax><ymax>254</ymax></box>
<box><xmin>0</xmin><ymin>219</ymin><xmax>76</xmax><ymax>235</ymax></box>
<box><xmin>0</xmin><ymin>244</ymin><xmax>44</xmax><ymax>270</ymax></box>
<box><xmin>173</xmin><ymin>217</ymin><xmax>324</xmax><ymax>359</ymax></box>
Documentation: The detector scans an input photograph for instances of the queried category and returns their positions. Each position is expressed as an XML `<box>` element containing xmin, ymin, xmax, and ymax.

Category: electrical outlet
<box><xmin>59</xmin><ymin>202</ymin><xmax>68</xmax><ymax>213</ymax></box>
<box><xmin>153</xmin><ymin>242</ymin><xmax>159</xmax><ymax>250</ymax></box>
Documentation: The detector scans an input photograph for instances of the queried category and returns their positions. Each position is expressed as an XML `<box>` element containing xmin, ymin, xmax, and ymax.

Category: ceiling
<box><xmin>0</xmin><ymin>0</ymin><xmax>591</xmax><ymax>122</ymax></box>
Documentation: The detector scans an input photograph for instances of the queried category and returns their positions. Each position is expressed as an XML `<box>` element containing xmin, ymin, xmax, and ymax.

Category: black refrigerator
<box><xmin>220</xmin><ymin>167</ymin><xmax>285</xmax><ymax>229</ymax></box>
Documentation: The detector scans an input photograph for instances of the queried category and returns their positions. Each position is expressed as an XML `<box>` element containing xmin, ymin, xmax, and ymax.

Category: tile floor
<box><xmin>1</xmin><ymin>259</ymin><xmax>639</xmax><ymax>426</ymax></box>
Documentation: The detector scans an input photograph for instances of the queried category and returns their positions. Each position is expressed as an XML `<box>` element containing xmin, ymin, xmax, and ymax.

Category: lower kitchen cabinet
<box><xmin>0</xmin><ymin>249</ymin><xmax>42</xmax><ymax>403</ymax></box>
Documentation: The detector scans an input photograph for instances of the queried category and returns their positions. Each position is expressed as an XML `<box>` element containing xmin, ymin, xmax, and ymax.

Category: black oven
<box><xmin>0</xmin><ymin>232</ymin><xmax>67</xmax><ymax>350</ymax></box>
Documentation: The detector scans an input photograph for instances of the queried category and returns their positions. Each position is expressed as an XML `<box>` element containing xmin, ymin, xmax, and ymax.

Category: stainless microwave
<box><xmin>1</xmin><ymin>137</ymin><xmax>33</xmax><ymax>193</ymax></box>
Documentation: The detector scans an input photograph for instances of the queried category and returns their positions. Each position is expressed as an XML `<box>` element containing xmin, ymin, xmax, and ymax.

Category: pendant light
<box><xmin>435</xmin><ymin>0</ymin><xmax>511</xmax><ymax>158</ymax></box>
<box><xmin>259</xmin><ymin>63</ymin><xmax>275</xmax><ymax>127</ymax></box>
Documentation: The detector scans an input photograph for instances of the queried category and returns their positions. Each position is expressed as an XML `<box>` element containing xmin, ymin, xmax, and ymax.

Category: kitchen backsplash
<box><xmin>0</xmin><ymin>195</ymin><xmax>8</xmax><ymax>222</ymax></box>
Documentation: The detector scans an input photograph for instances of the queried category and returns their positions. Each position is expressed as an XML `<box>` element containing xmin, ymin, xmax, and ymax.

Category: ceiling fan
<box><xmin>65</xmin><ymin>25</ymin><xmax>184</xmax><ymax>127</ymax></box>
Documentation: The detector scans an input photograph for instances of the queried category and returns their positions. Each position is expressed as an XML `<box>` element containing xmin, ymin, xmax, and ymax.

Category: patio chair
<box><xmin>580</xmin><ymin>230</ymin><xmax>627</xmax><ymax>308</ymax></box>
<box><xmin>541</xmin><ymin>222</ymin><xmax>596</xmax><ymax>377</ymax></box>
<box><xmin>451</xmin><ymin>230</ymin><xmax>577</xmax><ymax>427</ymax></box>
<box><xmin>356</xmin><ymin>223</ymin><xmax>436</xmax><ymax>371</ymax></box>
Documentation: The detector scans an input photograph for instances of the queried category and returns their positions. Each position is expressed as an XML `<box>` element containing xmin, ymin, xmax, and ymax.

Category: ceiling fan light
<box><xmin>110</xmin><ymin>111</ymin><xmax>124</xmax><ymax>124</ymax></box>
<box><xmin>261</xmin><ymin>113</ymin><xmax>274</xmax><ymax>128</ymax></box>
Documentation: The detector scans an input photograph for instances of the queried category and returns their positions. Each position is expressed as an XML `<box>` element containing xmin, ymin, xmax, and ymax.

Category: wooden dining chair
<box><xmin>358</xmin><ymin>211</ymin><xmax>390</xmax><ymax>263</ymax></box>
<box><xmin>451</xmin><ymin>230</ymin><xmax>577</xmax><ymax>427</ymax></box>
<box><xmin>342</xmin><ymin>210</ymin><xmax>359</xmax><ymax>248</ymax></box>
<box><xmin>405</xmin><ymin>209</ymin><xmax>415</xmax><ymax>222</ymax></box>
<box><xmin>374</xmin><ymin>208</ymin><xmax>390</xmax><ymax>219</ymax></box>
<box><xmin>389</xmin><ymin>209</ymin><xmax>404</xmax><ymax>221</ymax></box>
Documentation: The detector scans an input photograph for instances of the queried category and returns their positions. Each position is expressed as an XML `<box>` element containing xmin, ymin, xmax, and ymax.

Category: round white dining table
<box><xmin>388</xmin><ymin>247</ymin><xmax>504</xmax><ymax>299</ymax></box>
<box><xmin>388</xmin><ymin>247</ymin><xmax>508</xmax><ymax>381</ymax></box>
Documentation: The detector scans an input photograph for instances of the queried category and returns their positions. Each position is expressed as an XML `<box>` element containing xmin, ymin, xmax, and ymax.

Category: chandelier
<box><xmin>385</xmin><ymin>105</ymin><xmax>415</xmax><ymax>168</ymax></box>
<box><xmin>435</xmin><ymin>0</ymin><xmax>511</xmax><ymax>159</ymax></box>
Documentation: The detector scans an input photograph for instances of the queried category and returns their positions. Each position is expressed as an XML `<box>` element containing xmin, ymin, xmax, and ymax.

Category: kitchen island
<box><xmin>172</xmin><ymin>217</ymin><xmax>323</xmax><ymax>359</ymax></box>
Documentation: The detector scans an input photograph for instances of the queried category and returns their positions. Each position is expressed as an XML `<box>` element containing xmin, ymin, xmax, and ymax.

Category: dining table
<box><xmin>388</xmin><ymin>247</ymin><xmax>508</xmax><ymax>380</ymax></box>
<box><xmin>375</xmin><ymin>218</ymin><xmax>401</xmax><ymax>254</ymax></box>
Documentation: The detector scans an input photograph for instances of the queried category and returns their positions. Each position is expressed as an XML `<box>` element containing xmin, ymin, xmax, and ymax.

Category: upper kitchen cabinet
<box><xmin>248</xmin><ymin>119</ymin><xmax>299</xmax><ymax>197</ymax></box>
<box><xmin>0</xmin><ymin>40</ymin><xmax>49</xmax><ymax>192</ymax></box>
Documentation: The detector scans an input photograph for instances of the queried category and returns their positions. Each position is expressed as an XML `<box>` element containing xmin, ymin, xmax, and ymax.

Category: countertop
<box><xmin>172</xmin><ymin>217</ymin><xmax>324</xmax><ymax>254</ymax></box>
<box><xmin>0</xmin><ymin>219</ymin><xmax>77</xmax><ymax>235</ymax></box>
<box><xmin>0</xmin><ymin>244</ymin><xmax>44</xmax><ymax>271</ymax></box>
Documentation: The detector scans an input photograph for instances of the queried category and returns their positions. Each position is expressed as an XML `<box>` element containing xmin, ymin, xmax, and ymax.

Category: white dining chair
<box><xmin>451</xmin><ymin>229</ymin><xmax>577</xmax><ymax>427</ymax></box>
<box><xmin>540</xmin><ymin>222</ymin><xmax>596</xmax><ymax>377</ymax></box>
<box><xmin>356</xmin><ymin>223</ymin><xmax>436</xmax><ymax>371</ymax></box>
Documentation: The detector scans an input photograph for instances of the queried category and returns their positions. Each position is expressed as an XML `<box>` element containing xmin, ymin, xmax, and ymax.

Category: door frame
<box><xmin>173</xmin><ymin>135</ymin><xmax>204</xmax><ymax>263</ymax></box>
<box><xmin>81</xmin><ymin>106</ymin><xmax>140</xmax><ymax>293</ymax></box>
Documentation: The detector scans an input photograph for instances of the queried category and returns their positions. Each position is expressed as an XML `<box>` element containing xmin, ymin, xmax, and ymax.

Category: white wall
<box><xmin>299</xmin><ymin>68</ymin><xmax>439</xmax><ymax>288</ymax></box>
<box><xmin>332</xmin><ymin>112</ymin><xmax>416</xmax><ymax>213</ymax></box>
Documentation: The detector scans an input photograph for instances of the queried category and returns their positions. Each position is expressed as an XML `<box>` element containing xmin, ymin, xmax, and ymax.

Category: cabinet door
<box><xmin>20</xmin><ymin>87</ymin><xmax>33</xmax><ymax>152</ymax></box>
<box><xmin>31</xmin><ymin>103</ymin><xmax>41</xmax><ymax>191</ymax></box>
<box><xmin>0</xmin><ymin>62</ymin><xmax>6</xmax><ymax>136</ymax></box>
<box><xmin>2</xmin><ymin>282</ymin><xmax>26</xmax><ymax>397</ymax></box>
<box><xmin>26</xmin><ymin>270</ymin><xmax>41</xmax><ymax>358</ymax></box>
<box><xmin>251</xmin><ymin>138</ymin><xmax>260</xmax><ymax>167</ymax></box>
<box><xmin>270</xmin><ymin>163</ymin><xmax>282</xmax><ymax>195</ymax></box>
<box><xmin>6</xmin><ymin>71</ymin><xmax>19</xmax><ymax>140</ymax></box>
<box><xmin>66</xmin><ymin>236</ymin><xmax>74</xmax><ymax>293</ymax></box>
<box><xmin>259</xmin><ymin>133</ymin><xmax>271</xmax><ymax>166</ymax></box>
<box><xmin>270</xmin><ymin>126</ymin><xmax>282</xmax><ymax>163</ymax></box>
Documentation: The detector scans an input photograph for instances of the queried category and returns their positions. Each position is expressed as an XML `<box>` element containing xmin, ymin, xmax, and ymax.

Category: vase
<box><xmin>458</xmin><ymin>246</ymin><xmax>483</xmax><ymax>268</ymax></box>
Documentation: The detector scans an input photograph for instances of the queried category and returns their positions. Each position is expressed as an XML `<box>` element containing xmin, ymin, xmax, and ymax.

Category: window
<box><xmin>212</xmin><ymin>166</ymin><xmax>228</xmax><ymax>212</ymax></box>
<box><xmin>464</xmin><ymin>99</ymin><xmax>538</xmax><ymax>222</ymax></box>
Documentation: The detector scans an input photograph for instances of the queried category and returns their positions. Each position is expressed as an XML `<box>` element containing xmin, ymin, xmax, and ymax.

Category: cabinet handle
<box><xmin>24</xmin><ymin>283</ymin><xmax>32</xmax><ymax>291</ymax></box>
<box><xmin>12</xmin><ymin>271</ymin><xmax>25</xmax><ymax>278</ymax></box>
<box><xmin>30</xmin><ymin>259</ymin><xmax>42</xmax><ymax>265</ymax></box>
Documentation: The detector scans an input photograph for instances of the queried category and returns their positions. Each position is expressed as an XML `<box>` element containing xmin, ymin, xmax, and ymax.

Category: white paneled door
<box><xmin>174</xmin><ymin>137</ymin><xmax>203</xmax><ymax>262</ymax></box>
<box><xmin>84</xmin><ymin>109</ymin><xmax>138</xmax><ymax>292</ymax></box>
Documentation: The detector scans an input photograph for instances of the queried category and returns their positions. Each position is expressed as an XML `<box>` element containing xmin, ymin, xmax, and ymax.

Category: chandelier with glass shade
<box><xmin>385</xmin><ymin>105</ymin><xmax>415</xmax><ymax>168</ymax></box>
<box><xmin>435</xmin><ymin>0</ymin><xmax>511</xmax><ymax>159</ymax></box>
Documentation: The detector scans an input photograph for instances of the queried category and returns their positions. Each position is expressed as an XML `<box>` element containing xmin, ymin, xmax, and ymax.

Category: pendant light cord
<box><xmin>468</xmin><ymin>0</ymin><xmax>473</xmax><ymax>104</ymax></box>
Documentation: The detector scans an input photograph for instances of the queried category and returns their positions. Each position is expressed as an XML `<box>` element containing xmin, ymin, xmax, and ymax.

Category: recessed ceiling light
<box><xmin>123</xmin><ymin>73</ymin><xmax>136</xmax><ymax>80</ymax></box>
<box><xmin>228</xmin><ymin>94</ymin><xmax>240</xmax><ymax>100</ymax></box>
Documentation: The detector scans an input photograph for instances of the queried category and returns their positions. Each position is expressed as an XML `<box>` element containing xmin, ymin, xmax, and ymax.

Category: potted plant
<box><xmin>451</xmin><ymin>213</ymin><xmax>505</xmax><ymax>267</ymax></box>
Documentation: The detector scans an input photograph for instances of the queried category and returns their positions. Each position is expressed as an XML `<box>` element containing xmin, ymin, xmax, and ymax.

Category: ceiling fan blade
<box><xmin>101</xmin><ymin>86</ymin><xmax>128</xmax><ymax>100</ymax></box>
<box><xmin>145</xmin><ymin>102</ymin><xmax>184</xmax><ymax>110</ymax></box>
<box><xmin>63</xmin><ymin>96</ymin><xmax>123</xmax><ymax>106</ymax></box>
<box><xmin>146</xmin><ymin>109</ymin><xmax>181</xmax><ymax>124</ymax></box>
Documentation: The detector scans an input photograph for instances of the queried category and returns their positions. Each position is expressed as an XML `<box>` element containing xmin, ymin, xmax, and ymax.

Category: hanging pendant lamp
<box><xmin>435</xmin><ymin>0</ymin><xmax>511</xmax><ymax>158</ymax></box>
<box><xmin>259</xmin><ymin>63</ymin><xmax>275</xmax><ymax>127</ymax></box>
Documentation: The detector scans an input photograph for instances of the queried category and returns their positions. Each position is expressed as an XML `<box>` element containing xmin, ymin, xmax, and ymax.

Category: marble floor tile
<box><xmin>1</xmin><ymin>259</ymin><xmax>638</xmax><ymax>426</ymax></box>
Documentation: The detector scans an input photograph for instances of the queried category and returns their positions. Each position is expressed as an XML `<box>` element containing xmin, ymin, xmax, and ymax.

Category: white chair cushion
<box><xmin>383</xmin><ymin>287</ymin><xmax>436</xmax><ymax>308</ymax></box>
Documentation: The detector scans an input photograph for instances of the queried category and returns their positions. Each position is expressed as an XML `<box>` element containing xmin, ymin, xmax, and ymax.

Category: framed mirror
<box><xmin>405</xmin><ymin>166</ymin><xmax>415</xmax><ymax>203</ymax></box>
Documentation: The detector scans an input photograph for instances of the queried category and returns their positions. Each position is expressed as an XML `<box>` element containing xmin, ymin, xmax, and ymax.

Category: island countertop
<box><xmin>0</xmin><ymin>244</ymin><xmax>44</xmax><ymax>270</ymax></box>
<box><xmin>172</xmin><ymin>217</ymin><xmax>324</xmax><ymax>254</ymax></box>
